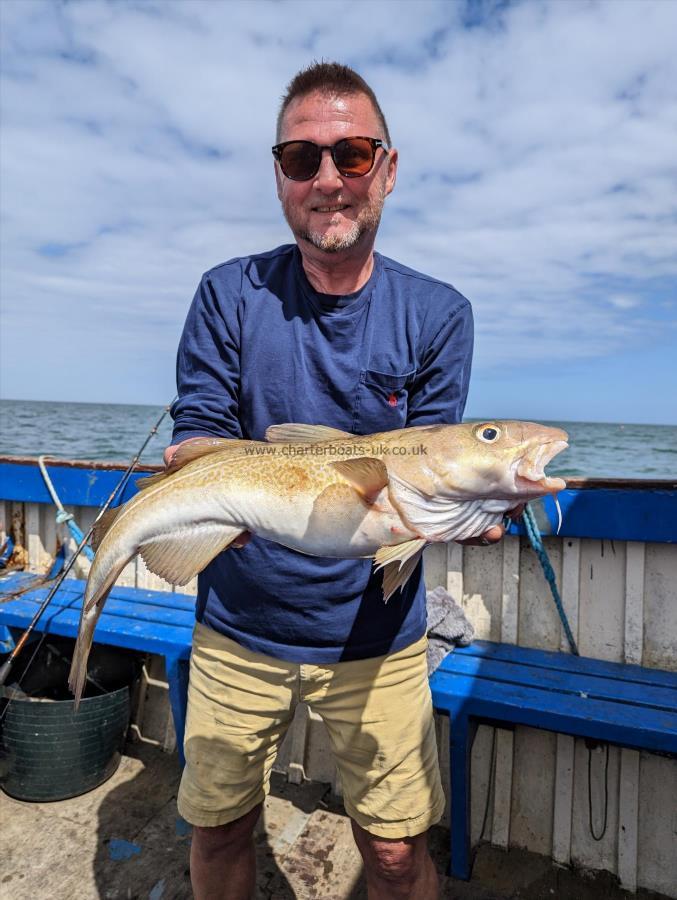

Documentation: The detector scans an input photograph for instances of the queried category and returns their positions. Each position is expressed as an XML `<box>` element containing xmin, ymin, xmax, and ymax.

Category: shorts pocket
<box><xmin>352</xmin><ymin>369</ymin><xmax>415</xmax><ymax>434</ymax></box>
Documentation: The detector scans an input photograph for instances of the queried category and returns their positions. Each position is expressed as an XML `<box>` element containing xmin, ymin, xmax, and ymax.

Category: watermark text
<box><xmin>244</xmin><ymin>442</ymin><xmax>428</xmax><ymax>457</ymax></box>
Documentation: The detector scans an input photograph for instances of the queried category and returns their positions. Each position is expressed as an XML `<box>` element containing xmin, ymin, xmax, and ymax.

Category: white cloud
<box><xmin>1</xmin><ymin>0</ymin><xmax>676</xmax><ymax>408</ymax></box>
<box><xmin>608</xmin><ymin>294</ymin><xmax>641</xmax><ymax>310</ymax></box>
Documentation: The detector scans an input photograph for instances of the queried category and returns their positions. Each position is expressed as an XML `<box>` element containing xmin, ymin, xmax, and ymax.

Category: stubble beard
<box><xmin>282</xmin><ymin>183</ymin><xmax>386</xmax><ymax>254</ymax></box>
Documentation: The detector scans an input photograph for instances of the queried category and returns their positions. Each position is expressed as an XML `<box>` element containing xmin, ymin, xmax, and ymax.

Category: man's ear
<box><xmin>274</xmin><ymin>161</ymin><xmax>284</xmax><ymax>200</ymax></box>
<box><xmin>385</xmin><ymin>148</ymin><xmax>398</xmax><ymax>197</ymax></box>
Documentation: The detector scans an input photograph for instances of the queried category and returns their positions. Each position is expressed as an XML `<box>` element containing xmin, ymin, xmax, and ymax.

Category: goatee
<box><xmin>297</xmin><ymin>218</ymin><xmax>380</xmax><ymax>253</ymax></box>
<box><xmin>281</xmin><ymin>183</ymin><xmax>386</xmax><ymax>254</ymax></box>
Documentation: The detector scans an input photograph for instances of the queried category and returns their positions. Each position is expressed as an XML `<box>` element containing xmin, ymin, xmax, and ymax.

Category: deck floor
<box><xmin>0</xmin><ymin>742</ymin><xmax>670</xmax><ymax>900</ymax></box>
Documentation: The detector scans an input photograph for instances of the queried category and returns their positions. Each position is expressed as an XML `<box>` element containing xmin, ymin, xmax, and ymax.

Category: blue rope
<box><xmin>522</xmin><ymin>503</ymin><xmax>579</xmax><ymax>656</ymax></box>
<box><xmin>47</xmin><ymin>542</ymin><xmax>68</xmax><ymax>579</ymax></box>
<box><xmin>56</xmin><ymin>509</ymin><xmax>95</xmax><ymax>562</ymax></box>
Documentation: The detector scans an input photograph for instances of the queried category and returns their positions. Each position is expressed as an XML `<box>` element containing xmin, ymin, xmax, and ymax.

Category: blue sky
<box><xmin>1</xmin><ymin>0</ymin><xmax>676</xmax><ymax>424</ymax></box>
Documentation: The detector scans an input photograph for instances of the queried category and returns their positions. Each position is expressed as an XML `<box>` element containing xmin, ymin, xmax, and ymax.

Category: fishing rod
<box><xmin>0</xmin><ymin>399</ymin><xmax>177</xmax><ymax>690</ymax></box>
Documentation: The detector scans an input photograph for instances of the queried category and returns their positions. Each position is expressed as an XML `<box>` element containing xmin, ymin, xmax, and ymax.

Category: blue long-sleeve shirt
<box><xmin>172</xmin><ymin>244</ymin><xmax>473</xmax><ymax>662</ymax></box>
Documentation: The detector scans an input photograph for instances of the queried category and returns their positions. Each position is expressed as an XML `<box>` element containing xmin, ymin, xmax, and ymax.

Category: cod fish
<box><xmin>68</xmin><ymin>420</ymin><xmax>567</xmax><ymax>703</ymax></box>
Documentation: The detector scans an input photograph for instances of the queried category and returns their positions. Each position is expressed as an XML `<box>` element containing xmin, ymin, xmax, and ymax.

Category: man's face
<box><xmin>275</xmin><ymin>90</ymin><xmax>397</xmax><ymax>255</ymax></box>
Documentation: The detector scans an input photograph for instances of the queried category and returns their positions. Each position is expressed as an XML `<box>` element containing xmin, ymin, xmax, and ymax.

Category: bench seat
<box><xmin>0</xmin><ymin>574</ymin><xmax>194</xmax><ymax>764</ymax></box>
<box><xmin>430</xmin><ymin>640</ymin><xmax>677</xmax><ymax>880</ymax></box>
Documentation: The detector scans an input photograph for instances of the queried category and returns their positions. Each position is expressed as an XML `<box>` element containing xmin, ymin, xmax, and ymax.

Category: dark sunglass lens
<box><xmin>280</xmin><ymin>142</ymin><xmax>320</xmax><ymax>180</ymax></box>
<box><xmin>334</xmin><ymin>138</ymin><xmax>374</xmax><ymax>176</ymax></box>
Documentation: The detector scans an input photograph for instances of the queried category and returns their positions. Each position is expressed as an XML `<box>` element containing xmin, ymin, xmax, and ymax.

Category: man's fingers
<box><xmin>231</xmin><ymin>531</ymin><xmax>252</xmax><ymax>549</ymax></box>
<box><xmin>456</xmin><ymin>524</ymin><xmax>505</xmax><ymax>547</ymax></box>
<box><xmin>163</xmin><ymin>446</ymin><xmax>178</xmax><ymax>467</ymax></box>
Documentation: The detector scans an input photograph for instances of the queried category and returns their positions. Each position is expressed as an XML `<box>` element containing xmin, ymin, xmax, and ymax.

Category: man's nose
<box><xmin>313</xmin><ymin>148</ymin><xmax>343</xmax><ymax>191</ymax></box>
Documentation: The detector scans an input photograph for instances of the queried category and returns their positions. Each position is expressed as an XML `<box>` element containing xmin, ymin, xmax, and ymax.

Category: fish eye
<box><xmin>476</xmin><ymin>424</ymin><xmax>501</xmax><ymax>443</ymax></box>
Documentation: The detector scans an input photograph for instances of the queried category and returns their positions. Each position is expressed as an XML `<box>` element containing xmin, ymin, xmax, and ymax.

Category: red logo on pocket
<box><xmin>388</xmin><ymin>393</ymin><xmax>398</xmax><ymax>407</ymax></box>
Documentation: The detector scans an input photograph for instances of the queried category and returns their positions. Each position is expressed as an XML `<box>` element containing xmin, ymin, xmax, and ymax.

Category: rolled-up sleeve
<box><xmin>171</xmin><ymin>270</ymin><xmax>243</xmax><ymax>442</ymax></box>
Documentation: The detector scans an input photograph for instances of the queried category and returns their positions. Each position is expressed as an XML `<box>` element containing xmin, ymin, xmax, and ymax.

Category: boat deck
<box><xmin>0</xmin><ymin>741</ymin><xmax>671</xmax><ymax>900</ymax></box>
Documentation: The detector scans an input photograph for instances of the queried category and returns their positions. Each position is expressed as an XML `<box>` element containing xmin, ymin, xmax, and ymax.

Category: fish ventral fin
<box><xmin>139</xmin><ymin>525</ymin><xmax>246</xmax><ymax>585</ymax></box>
<box><xmin>91</xmin><ymin>507</ymin><xmax>122</xmax><ymax>552</ymax></box>
<box><xmin>330</xmin><ymin>458</ymin><xmax>389</xmax><ymax>504</ymax></box>
<box><xmin>373</xmin><ymin>538</ymin><xmax>428</xmax><ymax>603</ymax></box>
<box><xmin>136</xmin><ymin>437</ymin><xmax>248</xmax><ymax>491</ymax></box>
<box><xmin>265</xmin><ymin>423</ymin><xmax>352</xmax><ymax>443</ymax></box>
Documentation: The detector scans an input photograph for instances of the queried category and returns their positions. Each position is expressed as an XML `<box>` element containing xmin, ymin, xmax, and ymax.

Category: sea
<box><xmin>0</xmin><ymin>399</ymin><xmax>676</xmax><ymax>479</ymax></box>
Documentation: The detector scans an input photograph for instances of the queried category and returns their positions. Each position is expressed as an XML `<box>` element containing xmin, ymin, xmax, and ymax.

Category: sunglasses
<box><xmin>272</xmin><ymin>136</ymin><xmax>388</xmax><ymax>181</ymax></box>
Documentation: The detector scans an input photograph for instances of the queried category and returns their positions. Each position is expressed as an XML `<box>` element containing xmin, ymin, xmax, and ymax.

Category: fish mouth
<box><xmin>515</xmin><ymin>439</ymin><xmax>568</xmax><ymax>494</ymax></box>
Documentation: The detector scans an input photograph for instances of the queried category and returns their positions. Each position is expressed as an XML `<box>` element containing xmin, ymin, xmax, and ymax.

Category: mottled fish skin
<box><xmin>68</xmin><ymin>420</ymin><xmax>568</xmax><ymax>704</ymax></box>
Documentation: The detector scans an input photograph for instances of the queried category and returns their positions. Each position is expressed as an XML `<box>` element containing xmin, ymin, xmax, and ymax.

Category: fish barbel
<box><xmin>68</xmin><ymin>420</ymin><xmax>567</xmax><ymax>703</ymax></box>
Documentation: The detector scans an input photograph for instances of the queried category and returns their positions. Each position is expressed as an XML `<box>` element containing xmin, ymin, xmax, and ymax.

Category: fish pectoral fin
<box><xmin>373</xmin><ymin>538</ymin><xmax>428</xmax><ymax>603</ymax></box>
<box><xmin>265</xmin><ymin>423</ymin><xmax>352</xmax><ymax>443</ymax></box>
<box><xmin>373</xmin><ymin>538</ymin><xmax>428</xmax><ymax>570</ymax></box>
<box><xmin>330</xmin><ymin>458</ymin><xmax>389</xmax><ymax>504</ymax></box>
<box><xmin>136</xmin><ymin>437</ymin><xmax>249</xmax><ymax>491</ymax></box>
<box><xmin>139</xmin><ymin>525</ymin><xmax>246</xmax><ymax>586</ymax></box>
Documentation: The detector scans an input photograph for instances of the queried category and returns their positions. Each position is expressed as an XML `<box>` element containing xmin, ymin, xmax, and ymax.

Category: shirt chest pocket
<box><xmin>352</xmin><ymin>369</ymin><xmax>415</xmax><ymax>435</ymax></box>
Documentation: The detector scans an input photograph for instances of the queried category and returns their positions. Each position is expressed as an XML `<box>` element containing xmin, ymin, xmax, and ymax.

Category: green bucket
<box><xmin>0</xmin><ymin>638</ymin><xmax>137</xmax><ymax>801</ymax></box>
<box><xmin>0</xmin><ymin>687</ymin><xmax>130</xmax><ymax>801</ymax></box>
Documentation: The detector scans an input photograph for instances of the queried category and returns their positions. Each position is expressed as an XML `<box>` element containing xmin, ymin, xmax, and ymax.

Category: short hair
<box><xmin>276</xmin><ymin>61</ymin><xmax>391</xmax><ymax>145</ymax></box>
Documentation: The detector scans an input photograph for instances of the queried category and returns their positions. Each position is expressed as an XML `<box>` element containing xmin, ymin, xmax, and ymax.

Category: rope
<box><xmin>522</xmin><ymin>503</ymin><xmax>579</xmax><ymax>656</ymax></box>
<box><xmin>38</xmin><ymin>456</ymin><xmax>95</xmax><ymax>562</ymax></box>
<box><xmin>478</xmin><ymin>727</ymin><xmax>497</xmax><ymax>843</ymax></box>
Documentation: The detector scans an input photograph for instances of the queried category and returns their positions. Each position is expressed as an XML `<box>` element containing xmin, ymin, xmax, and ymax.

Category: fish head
<box><xmin>423</xmin><ymin>420</ymin><xmax>568</xmax><ymax>501</ymax></box>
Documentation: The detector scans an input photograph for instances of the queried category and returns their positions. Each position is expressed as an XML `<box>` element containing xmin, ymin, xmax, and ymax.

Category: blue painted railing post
<box><xmin>165</xmin><ymin>652</ymin><xmax>190</xmax><ymax>766</ymax></box>
<box><xmin>448</xmin><ymin>707</ymin><xmax>476</xmax><ymax>880</ymax></box>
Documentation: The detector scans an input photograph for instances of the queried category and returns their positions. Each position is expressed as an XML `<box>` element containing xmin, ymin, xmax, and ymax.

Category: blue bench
<box><xmin>0</xmin><ymin>574</ymin><xmax>195</xmax><ymax>764</ymax></box>
<box><xmin>430</xmin><ymin>640</ymin><xmax>677</xmax><ymax>880</ymax></box>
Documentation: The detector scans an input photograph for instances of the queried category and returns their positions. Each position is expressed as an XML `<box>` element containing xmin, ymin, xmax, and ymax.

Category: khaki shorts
<box><xmin>178</xmin><ymin>622</ymin><xmax>445</xmax><ymax>838</ymax></box>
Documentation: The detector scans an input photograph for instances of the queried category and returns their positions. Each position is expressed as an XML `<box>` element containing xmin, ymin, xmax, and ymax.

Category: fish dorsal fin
<box><xmin>330</xmin><ymin>458</ymin><xmax>389</xmax><ymax>504</ymax></box>
<box><xmin>139</xmin><ymin>525</ymin><xmax>245</xmax><ymax>586</ymax></box>
<box><xmin>136</xmin><ymin>437</ymin><xmax>248</xmax><ymax>491</ymax></box>
<box><xmin>91</xmin><ymin>507</ymin><xmax>122</xmax><ymax>552</ymax></box>
<box><xmin>265</xmin><ymin>423</ymin><xmax>352</xmax><ymax>443</ymax></box>
<box><xmin>135</xmin><ymin>472</ymin><xmax>169</xmax><ymax>491</ymax></box>
<box><xmin>373</xmin><ymin>538</ymin><xmax>427</xmax><ymax>602</ymax></box>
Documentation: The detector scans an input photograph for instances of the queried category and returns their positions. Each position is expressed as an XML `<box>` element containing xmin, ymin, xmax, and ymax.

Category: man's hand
<box><xmin>456</xmin><ymin>504</ymin><xmax>525</xmax><ymax>547</ymax></box>
<box><xmin>163</xmin><ymin>438</ymin><xmax>213</xmax><ymax>467</ymax></box>
<box><xmin>163</xmin><ymin>444</ymin><xmax>182</xmax><ymax>467</ymax></box>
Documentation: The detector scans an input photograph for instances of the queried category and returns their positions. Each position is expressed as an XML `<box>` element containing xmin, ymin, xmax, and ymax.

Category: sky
<box><xmin>1</xmin><ymin>0</ymin><xmax>676</xmax><ymax>425</ymax></box>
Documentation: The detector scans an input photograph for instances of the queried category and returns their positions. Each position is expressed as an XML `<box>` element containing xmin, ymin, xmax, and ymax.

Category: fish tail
<box><xmin>68</xmin><ymin>614</ymin><xmax>96</xmax><ymax>710</ymax></box>
<box><xmin>68</xmin><ymin>549</ymin><xmax>132</xmax><ymax>709</ymax></box>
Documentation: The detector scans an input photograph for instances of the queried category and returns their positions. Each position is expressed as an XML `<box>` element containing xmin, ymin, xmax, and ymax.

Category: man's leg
<box><xmin>178</xmin><ymin>624</ymin><xmax>298</xmax><ymax>900</ymax></box>
<box><xmin>351</xmin><ymin>821</ymin><xmax>439</xmax><ymax>900</ymax></box>
<box><xmin>190</xmin><ymin>803</ymin><xmax>262</xmax><ymax>900</ymax></box>
<box><xmin>303</xmin><ymin>635</ymin><xmax>445</xmax><ymax>898</ymax></box>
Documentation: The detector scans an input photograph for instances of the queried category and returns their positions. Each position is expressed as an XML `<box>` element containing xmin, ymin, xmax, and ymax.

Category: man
<box><xmin>167</xmin><ymin>62</ymin><xmax>504</xmax><ymax>900</ymax></box>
